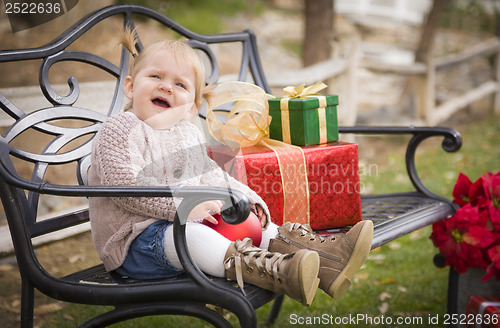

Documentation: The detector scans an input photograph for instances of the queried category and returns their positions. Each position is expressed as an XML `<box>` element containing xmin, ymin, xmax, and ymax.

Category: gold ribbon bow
<box><xmin>283</xmin><ymin>81</ymin><xmax>328</xmax><ymax>98</ymax></box>
<box><xmin>206</xmin><ymin>81</ymin><xmax>310</xmax><ymax>225</ymax></box>
<box><xmin>206</xmin><ymin>81</ymin><xmax>273</xmax><ymax>149</ymax></box>
<box><xmin>279</xmin><ymin>82</ymin><xmax>329</xmax><ymax>144</ymax></box>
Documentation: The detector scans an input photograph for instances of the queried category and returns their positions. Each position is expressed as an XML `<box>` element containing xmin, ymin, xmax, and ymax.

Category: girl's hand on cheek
<box><xmin>187</xmin><ymin>200</ymin><xmax>223</xmax><ymax>224</ymax></box>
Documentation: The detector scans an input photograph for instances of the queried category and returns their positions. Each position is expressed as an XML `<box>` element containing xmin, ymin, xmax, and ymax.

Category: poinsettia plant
<box><xmin>430</xmin><ymin>171</ymin><xmax>500</xmax><ymax>281</ymax></box>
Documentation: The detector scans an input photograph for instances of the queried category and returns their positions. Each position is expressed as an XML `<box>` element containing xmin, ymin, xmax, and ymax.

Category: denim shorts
<box><xmin>115</xmin><ymin>220</ymin><xmax>185</xmax><ymax>280</ymax></box>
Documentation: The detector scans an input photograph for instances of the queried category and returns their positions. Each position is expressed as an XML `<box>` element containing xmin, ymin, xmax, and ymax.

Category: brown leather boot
<box><xmin>224</xmin><ymin>238</ymin><xmax>320</xmax><ymax>306</ymax></box>
<box><xmin>268</xmin><ymin>220</ymin><xmax>373</xmax><ymax>299</ymax></box>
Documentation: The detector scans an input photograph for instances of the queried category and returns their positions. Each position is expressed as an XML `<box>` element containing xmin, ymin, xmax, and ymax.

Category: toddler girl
<box><xmin>88</xmin><ymin>31</ymin><xmax>373</xmax><ymax>306</ymax></box>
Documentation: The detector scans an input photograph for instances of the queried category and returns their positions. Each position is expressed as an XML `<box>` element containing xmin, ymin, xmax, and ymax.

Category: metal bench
<box><xmin>0</xmin><ymin>4</ymin><xmax>462</xmax><ymax>327</ymax></box>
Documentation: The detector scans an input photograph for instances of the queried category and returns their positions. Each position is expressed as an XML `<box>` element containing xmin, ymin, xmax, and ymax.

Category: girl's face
<box><xmin>124</xmin><ymin>48</ymin><xmax>197</xmax><ymax>130</ymax></box>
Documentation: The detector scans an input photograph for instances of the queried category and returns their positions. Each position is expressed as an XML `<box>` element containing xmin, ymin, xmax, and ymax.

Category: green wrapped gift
<box><xmin>268</xmin><ymin>94</ymin><xmax>339</xmax><ymax>146</ymax></box>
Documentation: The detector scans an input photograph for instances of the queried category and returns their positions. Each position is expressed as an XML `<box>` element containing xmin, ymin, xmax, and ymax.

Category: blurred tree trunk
<box><xmin>494</xmin><ymin>1</ymin><xmax>500</xmax><ymax>38</ymax></box>
<box><xmin>414</xmin><ymin>0</ymin><xmax>448</xmax><ymax>63</ymax></box>
<box><xmin>303</xmin><ymin>0</ymin><xmax>334</xmax><ymax>67</ymax></box>
<box><xmin>400</xmin><ymin>0</ymin><xmax>448</xmax><ymax>119</ymax></box>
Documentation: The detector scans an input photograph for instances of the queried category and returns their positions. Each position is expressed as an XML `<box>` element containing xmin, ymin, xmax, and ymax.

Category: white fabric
<box><xmin>163</xmin><ymin>221</ymin><xmax>279</xmax><ymax>277</ymax></box>
<box><xmin>259</xmin><ymin>222</ymin><xmax>279</xmax><ymax>250</ymax></box>
<box><xmin>164</xmin><ymin>222</ymin><xmax>232</xmax><ymax>277</ymax></box>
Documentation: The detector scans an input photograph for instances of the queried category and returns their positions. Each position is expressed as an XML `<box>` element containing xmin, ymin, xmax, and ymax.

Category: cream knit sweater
<box><xmin>88</xmin><ymin>112</ymin><xmax>269</xmax><ymax>272</ymax></box>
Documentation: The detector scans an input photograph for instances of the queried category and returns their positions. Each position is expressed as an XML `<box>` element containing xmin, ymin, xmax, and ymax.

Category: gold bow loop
<box><xmin>283</xmin><ymin>81</ymin><xmax>327</xmax><ymax>98</ymax></box>
<box><xmin>206</xmin><ymin>81</ymin><xmax>274</xmax><ymax>149</ymax></box>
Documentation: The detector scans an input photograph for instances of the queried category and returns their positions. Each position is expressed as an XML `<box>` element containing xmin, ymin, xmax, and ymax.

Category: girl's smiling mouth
<box><xmin>152</xmin><ymin>97</ymin><xmax>170</xmax><ymax>108</ymax></box>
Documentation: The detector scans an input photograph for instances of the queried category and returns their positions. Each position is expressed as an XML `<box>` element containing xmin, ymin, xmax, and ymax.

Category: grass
<box><xmin>115</xmin><ymin>0</ymin><xmax>266</xmax><ymax>35</ymax></box>
<box><xmin>32</xmin><ymin>113</ymin><xmax>499</xmax><ymax>327</ymax></box>
<box><xmin>358</xmin><ymin>113</ymin><xmax>499</xmax><ymax>197</ymax></box>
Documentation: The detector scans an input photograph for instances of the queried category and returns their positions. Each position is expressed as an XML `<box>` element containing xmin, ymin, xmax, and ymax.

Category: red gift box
<box><xmin>466</xmin><ymin>296</ymin><xmax>500</xmax><ymax>328</ymax></box>
<box><xmin>208</xmin><ymin>141</ymin><xmax>362</xmax><ymax>230</ymax></box>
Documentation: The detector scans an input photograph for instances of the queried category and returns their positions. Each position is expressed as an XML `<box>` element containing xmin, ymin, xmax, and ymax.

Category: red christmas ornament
<box><xmin>202</xmin><ymin>212</ymin><xmax>262</xmax><ymax>247</ymax></box>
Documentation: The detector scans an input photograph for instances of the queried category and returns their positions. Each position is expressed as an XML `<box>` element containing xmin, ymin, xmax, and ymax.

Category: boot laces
<box><xmin>286</xmin><ymin>222</ymin><xmax>335</xmax><ymax>243</ymax></box>
<box><xmin>224</xmin><ymin>238</ymin><xmax>292</xmax><ymax>295</ymax></box>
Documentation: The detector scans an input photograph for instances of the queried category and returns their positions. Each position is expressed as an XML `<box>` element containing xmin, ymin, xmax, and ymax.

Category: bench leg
<box><xmin>435</xmin><ymin>253</ymin><xmax>460</xmax><ymax>319</ymax></box>
<box><xmin>264</xmin><ymin>295</ymin><xmax>284</xmax><ymax>326</ymax></box>
<box><xmin>446</xmin><ymin>267</ymin><xmax>460</xmax><ymax>328</ymax></box>
<box><xmin>20</xmin><ymin>278</ymin><xmax>35</xmax><ymax>328</ymax></box>
<box><xmin>447</xmin><ymin>267</ymin><xmax>459</xmax><ymax>316</ymax></box>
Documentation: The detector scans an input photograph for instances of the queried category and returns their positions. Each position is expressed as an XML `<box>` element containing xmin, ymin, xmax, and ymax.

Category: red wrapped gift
<box><xmin>466</xmin><ymin>296</ymin><xmax>500</xmax><ymax>328</ymax></box>
<box><xmin>208</xmin><ymin>141</ymin><xmax>362</xmax><ymax>230</ymax></box>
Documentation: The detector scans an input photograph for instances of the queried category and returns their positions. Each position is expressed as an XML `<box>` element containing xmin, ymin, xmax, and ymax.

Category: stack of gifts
<box><xmin>206</xmin><ymin>81</ymin><xmax>362</xmax><ymax>230</ymax></box>
<box><xmin>465</xmin><ymin>296</ymin><xmax>500</xmax><ymax>328</ymax></box>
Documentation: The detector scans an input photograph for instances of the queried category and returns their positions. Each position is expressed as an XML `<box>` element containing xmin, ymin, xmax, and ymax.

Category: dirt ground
<box><xmin>0</xmin><ymin>232</ymin><xmax>101</xmax><ymax>327</ymax></box>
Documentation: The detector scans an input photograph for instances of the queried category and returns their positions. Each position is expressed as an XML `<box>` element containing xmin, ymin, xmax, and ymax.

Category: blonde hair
<box><xmin>119</xmin><ymin>27</ymin><xmax>211</xmax><ymax>111</ymax></box>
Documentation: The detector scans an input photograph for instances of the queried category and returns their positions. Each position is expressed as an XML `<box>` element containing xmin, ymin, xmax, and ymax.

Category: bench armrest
<box><xmin>339</xmin><ymin>125</ymin><xmax>462</xmax><ymax>207</ymax></box>
<box><xmin>0</xmin><ymin>161</ymin><xmax>249</xmax><ymax>219</ymax></box>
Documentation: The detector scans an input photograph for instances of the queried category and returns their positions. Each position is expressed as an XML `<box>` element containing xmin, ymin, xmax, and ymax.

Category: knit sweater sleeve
<box><xmin>92</xmin><ymin>114</ymin><xmax>178</xmax><ymax>220</ymax></box>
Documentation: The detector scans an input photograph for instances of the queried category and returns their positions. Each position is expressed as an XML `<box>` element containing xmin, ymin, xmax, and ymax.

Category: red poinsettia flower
<box><xmin>484</xmin><ymin>172</ymin><xmax>500</xmax><ymax>206</ymax></box>
<box><xmin>453</xmin><ymin>203</ymin><xmax>484</xmax><ymax>227</ymax></box>
<box><xmin>430</xmin><ymin>220</ymin><xmax>449</xmax><ymax>248</ymax></box>
<box><xmin>430</xmin><ymin>210</ymin><xmax>486</xmax><ymax>273</ymax></box>
<box><xmin>487</xmin><ymin>200</ymin><xmax>500</xmax><ymax>230</ymax></box>
<box><xmin>481</xmin><ymin>244</ymin><xmax>500</xmax><ymax>281</ymax></box>
<box><xmin>462</xmin><ymin>225</ymin><xmax>496</xmax><ymax>248</ymax></box>
<box><xmin>488</xmin><ymin>244</ymin><xmax>500</xmax><ymax>264</ymax></box>
<box><xmin>433</xmin><ymin>171</ymin><xmax>500</xmax><ymax>280</ymax></box>
<box><xmin>441</xmin><ymin>237</ymin><xmax>483</xmax><ymax>274</ymax></box>
<box><xmin>482</xmin><ymin>173</ymin><xmax>500</xmax><ymax>230</ymax></box>
<box><xmin>452</xmin><ymin>173</ymin><xmax>472</xmax><ymax>206</ymax></box>
<box><xmin>469</xmin><ymin>175</ymin><xmax>490</xmax><ymax>207</ymax></box>
<box><xmin>482</xmin><ymin>263</ymin><xmax>500</xmax><ymax>281</ymax></box>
